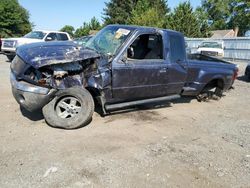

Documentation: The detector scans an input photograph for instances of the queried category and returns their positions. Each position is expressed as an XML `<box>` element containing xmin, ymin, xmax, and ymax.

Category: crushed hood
<box><xmin>16</xmin><ymin>41</ymin><xmax>101</xmax><ymax>69</ymax></box>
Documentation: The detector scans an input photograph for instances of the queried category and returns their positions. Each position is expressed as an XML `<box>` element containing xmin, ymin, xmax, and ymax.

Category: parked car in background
<box><xmin>245</xmin><ymin>64</ymin><xmax>250</xmax><ymax>80</ymax></box>
<box><xmin>185</xmin><ymin>41</ymin><xmax>192</xmax><ymax>55</ymax></box>
<box><xmin>74</xmin><ymin>35</ymin><xmax>93</xmax><ymax>46</ymax></box>
<box><xmin>1</xmin><ymin>30</ymin><xmax>71</xmax><ymax>61</ymax></box>
<box><xmin>197</xmin><ymin>41</ymin><xmax>225</xmax><ymax>57</ymax></box>
<box><xmin>10</xmin><ymin>25</ymin><xmax>238</xmax><ymax>129</ymax></box>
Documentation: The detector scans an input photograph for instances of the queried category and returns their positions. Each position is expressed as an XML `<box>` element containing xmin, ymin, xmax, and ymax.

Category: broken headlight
<box><xmin>11</xmin><ymin>56</ymin><xmax>28</xmax><ymax>77</ymax></box>
<box><xmin>24</xmin><ymin>67</ymin><xmax>52</xmax><ymax>87</ymax></box>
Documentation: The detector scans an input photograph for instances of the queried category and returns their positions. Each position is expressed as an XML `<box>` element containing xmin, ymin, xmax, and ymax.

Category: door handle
<box><xmin>176</xmin><ymin>60</ymin><xmax>187</xmax><ymax>70</ymax></box>
<box><xmin>159</xmin><ymin>68</ymin><xmax>167</xmax><ymax>73</ymax></box>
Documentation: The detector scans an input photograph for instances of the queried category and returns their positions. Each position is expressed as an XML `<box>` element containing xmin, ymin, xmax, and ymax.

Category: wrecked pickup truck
<box><xmin>10</xmin><ymin>25</ymin><xmax>238</xmax><ymax>129</ymax></box>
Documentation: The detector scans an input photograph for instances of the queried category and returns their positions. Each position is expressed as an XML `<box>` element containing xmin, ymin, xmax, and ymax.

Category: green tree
<box><xmin>60</xmin><ymin>25</ymin><xmax>75</xmax><ymax>37</ymax></box>
<box><xmin>103</xmin><ymin>0</ymin><xmax>137</xmax><ymax>25</ymax></box>
<box><xmin>74</xmin><ymin>17</ymin><xmax>102</xmax><ymax>38</ymax></box>
<box><xmin>168</xmin><ymin>1</ymin><xmax>202</xmax><ymax>37</ymax></box>
<box><xmin>149</xmin><ymin>0</ymin><xmax>170</xmax><ymax>19</ymax></box>
<box><xmin>228</xmin><ymin>0</ymin><xmax>250</xmax><ymax>36</ymax></box>
<box><xmin>0</xmin><ymin>0</ymin><xmax>32</xmax><ymax>37</ymax></box>
<box><xmin>201</xmin><ymin>0</ymin><xmax>231</xmax><ymax>30</ymax></box>
<box><xmin>89</xmin><ymin>17</ymin><xmax>101</xmax><ymax>30</ymax></box>
<box><xmin>201</xmin><ymin>0</ymin><xmax>250</xmax><ymax>36</ymax></box>
<box><xmin>129</xmin><ymin>0</ymin><xmax>170</xmax><ymax>28</ymax></box>
<box><xmin>195</xmin><ymin>7</ymin><xmax>211</xmax><ymax>37</ymax></box>
<box><xmin>74</xmin><ymin>22</ymin><xmax>90</xmax><ymax>38</ymax></box>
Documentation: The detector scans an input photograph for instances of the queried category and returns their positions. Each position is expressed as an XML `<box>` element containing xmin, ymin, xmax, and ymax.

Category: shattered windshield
<box><xmin>85</xmin><ymin>26</ymin><xmax>132</xmax><ymax>55</ymax></box>
<box><xmin>24</xmin><ymin>31</ymin><xmax>47</xmax><ymax>39</ymax></box>
<box><xmin>200</xmin><ymin>42</ymin><xmax>223</xmax><ymax>49</ymax></box>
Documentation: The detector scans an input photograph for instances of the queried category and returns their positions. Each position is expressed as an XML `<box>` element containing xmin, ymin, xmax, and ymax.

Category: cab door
<box><xmin>111</xmin><ymin>32</ymin><xmax>169</xmax><ymax>102</ymax></box>
<box><xmin>167</xmin><ymin>32</ymin><xmax>188</xmax><ymax>94</ymax></box>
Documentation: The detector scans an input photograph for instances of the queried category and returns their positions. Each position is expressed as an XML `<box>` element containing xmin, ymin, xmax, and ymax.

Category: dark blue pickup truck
<box><xmin>10</xmin><ymin>25</ymin><xmax>238</xmax><ymax>129</ymax></box>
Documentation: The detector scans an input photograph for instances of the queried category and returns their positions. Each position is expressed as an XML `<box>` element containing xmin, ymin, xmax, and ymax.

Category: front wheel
<box><xmin>42</xmin><ymin>87</ymin><xmax>94</xmax><ymax>129</ymax></box>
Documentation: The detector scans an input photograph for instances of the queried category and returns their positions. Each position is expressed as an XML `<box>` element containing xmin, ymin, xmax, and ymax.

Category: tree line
<box><xmin>62</xmin><ymin>0</ymin><xmax>250</xmax><ymax>38</ymax></box>
<box><xmin>0</xmin><ymin>0</ymin><xmax>249</xmax><ymax>38</ymax></box>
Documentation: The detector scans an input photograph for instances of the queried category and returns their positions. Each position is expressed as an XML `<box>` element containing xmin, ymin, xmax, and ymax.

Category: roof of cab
<box><xmin>108</xmin><ymin>24</ymin><xmax>184</xmax><ymax>36</ymax></box>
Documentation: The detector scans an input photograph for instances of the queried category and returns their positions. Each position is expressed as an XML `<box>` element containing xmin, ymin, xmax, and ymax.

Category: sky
<box><xmin>19</xmin><ymin>0</ymin><xmax>201</xmax><ymax>31</ymax></box>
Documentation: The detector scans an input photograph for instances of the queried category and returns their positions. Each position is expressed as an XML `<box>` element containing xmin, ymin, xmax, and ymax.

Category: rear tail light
<box><xmin>233</xmin><ymin>66</ymin><xmax>239</xmax><ymax>81</ymax></box>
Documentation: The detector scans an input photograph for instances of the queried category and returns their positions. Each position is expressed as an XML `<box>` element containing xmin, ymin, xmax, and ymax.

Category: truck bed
<box><xmin>183</xmin><ymin>53</ymin><xmax>237</xmax><ymax>96</ymax></box>
<box><xmin>188</xmin><ymin>53</ymin><xmax>232</xmax><ymax>65</ymax></box>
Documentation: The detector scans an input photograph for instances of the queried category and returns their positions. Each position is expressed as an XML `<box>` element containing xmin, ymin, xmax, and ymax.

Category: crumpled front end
<box><xmin>11</xmin><ymin>41</ymin><xmax>110</xmax><ymax>112</ymax></box>
<box><xmin>10</xmin><ymin>71</ymin><xmax>57</xmax><ymax>111</ymax></box>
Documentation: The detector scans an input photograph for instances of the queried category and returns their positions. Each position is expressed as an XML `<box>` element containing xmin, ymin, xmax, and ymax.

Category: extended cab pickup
<box><xmin>10</xmin><ymin>25</ymin><xmax>238</xmax><ymax>129</ymax></box>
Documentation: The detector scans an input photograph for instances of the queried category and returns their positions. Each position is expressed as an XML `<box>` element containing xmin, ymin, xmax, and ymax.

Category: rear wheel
<box><xmin>42</xmin><ymin>87</ymin><xmax>94</xmax><ymax>129</ymax></box>
<box><xmin>197</xmin><ymin>81</ymin><xmax>224</xmax><ymax>102</ymax></box>
<box><xmin>247</xmin><ymin>74</ymin><xmax>250</xmax><ymax>81</ymax></box>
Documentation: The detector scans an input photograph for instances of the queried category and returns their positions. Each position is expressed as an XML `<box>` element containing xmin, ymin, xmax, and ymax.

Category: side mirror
<box><xmin>46</xmin><ymin>37</ymin><xmax>53</xmax><ymax>41</ymax></box>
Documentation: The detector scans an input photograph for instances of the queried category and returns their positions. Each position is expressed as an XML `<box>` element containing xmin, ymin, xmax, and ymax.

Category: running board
<box><xmin>105</xmin><ymin>95</ymin><xmax>180</xmax><ymax>111</ymax></box>
<box><xmin>183</xmin><ymin>87</ymin><xmax>197</xmax><ymax>92</ymax></box>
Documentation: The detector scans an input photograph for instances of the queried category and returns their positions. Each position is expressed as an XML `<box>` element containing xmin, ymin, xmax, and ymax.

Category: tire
<box><xmin>7</xmin><ymin>55</ymin><xmax>15</xmax><ymax>62</ymax></box>
<box><xmin>197</xmin><ymin>86</ymin><xmax>223</xmax><ymax>102</ymax></box>
<box><xmin>247</xmin><ymin>74</ymin><xmax>250</xmax><ymax>81</ymax></box>
<box><xmin>42</xmin><ymin>87</ymin><xmax>94</xmax><ymax>129</ymax></box>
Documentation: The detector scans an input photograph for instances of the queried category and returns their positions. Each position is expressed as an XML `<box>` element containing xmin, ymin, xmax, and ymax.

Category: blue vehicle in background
<box><xmin>10</xmin><ymin>25</ymin><xmax>239</xmax><ymax>129</ymax></box>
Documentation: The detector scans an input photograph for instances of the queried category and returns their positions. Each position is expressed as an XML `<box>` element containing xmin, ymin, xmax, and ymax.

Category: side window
<box><xmin>127</xmin><ymin>34</ymin><xmax>163</xmax><ymax>60</ymax></box>
<box><xmin>169</xmin><ymin>34</ymin><xmax>185</xmax><ymax>62</ymax></box>
<box><xmin>45</xmin><ymin>33</ymin><xmax>57</xmax><ymax>41</ymax></box>
<box><xmin>57</xmin><ymin>33</ymin><xmax>69</xmax><ymax>41</ymax></box>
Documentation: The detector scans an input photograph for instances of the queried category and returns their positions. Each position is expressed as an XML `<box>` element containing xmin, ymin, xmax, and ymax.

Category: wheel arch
<box><xmin>85</xmin><ymin>87</ymin><xmax>101</xmax><ymax>99</ymax></box>
<box><xmin>202</xmin><ymin>77</ymin><xmax>225</xmax><ymax>92</ymax></box>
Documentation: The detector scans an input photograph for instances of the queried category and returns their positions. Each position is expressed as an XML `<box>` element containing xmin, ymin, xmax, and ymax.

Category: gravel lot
<box><xmin>0</xmin><ymin>54</ymin><xmax>249</xmax><ymax>188</ymax></box>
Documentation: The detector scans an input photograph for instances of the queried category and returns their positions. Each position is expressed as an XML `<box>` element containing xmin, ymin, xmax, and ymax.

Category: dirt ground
<box><xmin>0</xmin><ymin>54</ymin><xmax>249</xmax><ymax>188</ymax></box>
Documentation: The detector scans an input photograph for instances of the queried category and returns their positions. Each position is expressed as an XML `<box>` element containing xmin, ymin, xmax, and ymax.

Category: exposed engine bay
<box><xmin>22</xmin><ymin>58</ymin><xmax>99</xmax><ymax>89</ymax></box>
<box><xmin>11</xmin><ymin>43</ymin><xmax>111</xmax><ymax>91</ymax></box>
